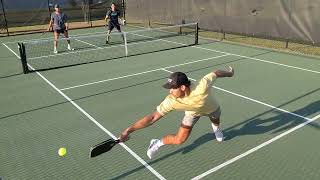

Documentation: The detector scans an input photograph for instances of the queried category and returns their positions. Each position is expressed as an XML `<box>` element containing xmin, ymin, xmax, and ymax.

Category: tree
<box><xmin>68</xmin><ymin>0</ymin><xmax>90</xmax><ymax>23</ymax></box>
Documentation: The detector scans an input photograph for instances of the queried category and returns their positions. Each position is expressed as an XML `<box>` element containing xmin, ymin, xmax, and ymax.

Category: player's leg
<box><xmin>208</xmin><ymin>107</ymin><xmax>224</xmax><ymax>142</ymax></box>
<box><xmin>63</xmin><ymin>30</ymin><xmax>74</xmax><ymax>51</ymax></box>
<box><xmin>147</xmin><ymin>115</ymin><xmax>200</xmax><ymax>159</ymax></box>
<box><xmin>106</xmin><ymin>21</ymin><xmax>114</xmax><ymax>44</ymax></box>
<box><xmin>162</xmin><ymin>125</ymin><xmax>192</xmax><ymax>145</ymax></box>
<box><xmin>53</xmin><ymin>30</ymin><xmax>60</xmax><ymax>53</ymax></box>
<box><xmin>115</xmin><ymin>23</ymin><xmax>124</xmax><ymax>41</ymax></box>
<box><xmin>115</xmin><ymin>23</ymin><xmax>122</xmax><ymax>32</ymax></box>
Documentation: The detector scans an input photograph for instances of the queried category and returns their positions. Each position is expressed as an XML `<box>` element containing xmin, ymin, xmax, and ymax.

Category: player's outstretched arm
<box><xmin>214</xmin><ymin>66</ymin><xmax>234</xmax><ymax>78</ymax></box>
<box><xmin>119</xmin><ymin>111</ymin><xmax>163</xmax><ymax>142</ymax></box>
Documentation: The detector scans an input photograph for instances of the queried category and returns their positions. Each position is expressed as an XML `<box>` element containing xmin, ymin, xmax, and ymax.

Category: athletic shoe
<box><xmin>147</xmin><ymin>139</ymin><xmax>161</xmax><ymax>159</ymax></box>
<box><xmin>212</xmin><ymin>124</ymin><xmax>224</xmax><ymax>142</ymax></box>
<box><xmin>67</xmin><ymin>45</ymin><xmax>74</xmax><ymax>51</ymax></box>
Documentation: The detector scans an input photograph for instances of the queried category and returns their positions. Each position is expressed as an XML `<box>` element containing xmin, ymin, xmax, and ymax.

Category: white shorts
<box><xmin>182</xmin><ymin>107</ymin><xmax>221</xmax><ymax>127</ymax></box>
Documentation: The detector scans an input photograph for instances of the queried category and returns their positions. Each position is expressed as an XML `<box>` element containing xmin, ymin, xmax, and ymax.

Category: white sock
<box><xmin>67</xmin><ymin>44</ymin><xmax>71</xmax><ymax>49</ymax></box>
<box><xmin>54</xmin><ymin>47</ymin><xmax>57</xmax><ymax>51</ymax></box>
<box><xmin>157</xmin><ymin>139</ymin><xmax>164</xmax><ymax>147</ymax></box>
<box><xmin>212</xmin><ymin>123</ymin><xmax>219</xmax><ymax>132</ymax></box>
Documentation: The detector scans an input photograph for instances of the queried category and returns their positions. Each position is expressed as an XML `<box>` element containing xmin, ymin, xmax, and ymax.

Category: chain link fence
<box><xmin>126</xmin><ymin>0</ymin><xmax>320</xmax><ymax>56</ymax></box>
<box><xmin>0</xmin><ymin>0</ymin><xmax>124</xmax><ymax>36</ymax></box>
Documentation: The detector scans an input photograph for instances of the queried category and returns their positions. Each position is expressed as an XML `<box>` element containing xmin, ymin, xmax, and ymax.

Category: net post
<box><xmin>285</xmin><ymin>39</ymin><xmax>289</xmax><ymax>48</ymax></box>
<box><xmin>123</xmin><ymin>32</ymin><xmax>128</xmax><ymax>57</ymax></box>
<box><xmin>195</xmin><ymin>22</ymin><xmax>199</xmax><ymax>45</ymax></box>
<box><xmin>22</xmin><ymin>43</ymin><xmax>29</xmax><ymax>73</ymax></box>
<box><xmin>18</xmin><ymin>43</ymin><xmax>29</xmax><ymax>74</ymax></box>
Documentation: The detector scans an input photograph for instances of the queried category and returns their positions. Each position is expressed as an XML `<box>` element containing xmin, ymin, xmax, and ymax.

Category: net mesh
<box><xmin>20</xmin><ymin>23</ymin><xmax>198</xmax><ymax>72</ymax></box>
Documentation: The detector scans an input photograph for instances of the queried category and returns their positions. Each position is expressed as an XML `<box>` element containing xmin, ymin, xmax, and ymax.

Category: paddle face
<box><xmin>89</xmin><ymin>139</ymin><xmax>120</xmax><ymax>158</ymax></box>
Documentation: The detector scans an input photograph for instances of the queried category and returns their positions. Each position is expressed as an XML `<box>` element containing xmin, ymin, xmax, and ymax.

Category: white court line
<box><xmin>161</xmin><ymin>69</ymin><xmax>318</xmax><ymax>180</ymax></box>
<box><xmin>60</xmin><ymin>54</ymin><xmax>229</xmax><ymax>91</ymax></box>
<box><xmin>129</xmin><ymin>25</ymin><xmax>320</xmax><ymax>74</ymax></box>
<box><xmin>193</xmin><ymin>46</ymin><xmax>320</xmax><ymax>74</ymax></box>
<box><xmin>75</xmin><ymin>39</ymin><xmax>102</xmax><ymax>49</ymax></box>
<box><xmin>2</xmin><ymin>43</ymin><xmax>166</xmax><ymax>180</ymax></box>
<box><xmin>2</xmin><ymin>43</ymin><xmax>20</xmax><ymax>58</ymax></box>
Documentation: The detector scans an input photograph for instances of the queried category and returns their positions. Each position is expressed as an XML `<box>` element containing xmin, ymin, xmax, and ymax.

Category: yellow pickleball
<box><xmin>58</xmin><ymin>147</ymin><xmax>67</xmax><ymax>157</ymax></box>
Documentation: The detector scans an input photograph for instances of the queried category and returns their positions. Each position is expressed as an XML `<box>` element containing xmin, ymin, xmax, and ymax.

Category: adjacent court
<box><xmin>0</xmin><ymin>24</ymin><xmax>319</xmax><ymax>180</ymax></box>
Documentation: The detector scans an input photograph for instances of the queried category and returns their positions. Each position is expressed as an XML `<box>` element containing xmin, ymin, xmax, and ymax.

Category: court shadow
<box><xmin>223</xmin><ymin>87</ymin><xmax>320</xmax><ymax>140</ymax></box>
<box><xmin>0</xmin><ymin>72</ymin><xmax>23</xmax><ymax>79</ymax></box>
<box><xmin>225</xmin><ymin>100</ymin><xmax>320</xmax><ymax>141</ymax></box>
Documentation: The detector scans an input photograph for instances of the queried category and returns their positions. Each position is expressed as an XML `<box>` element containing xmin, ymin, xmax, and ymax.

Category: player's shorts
<box><xmin>54</xmin><ymin>29</ymin><xmax>67</xmax><ymax>34</ymax></box>
<box><xmin>108</xmin><ymin>21</ymin><xmax>121</xmax><ymax>31</ymax></box>
<box><xmin>181</xmin><ymin>107</ymin><xmax>221</xmax><ymax>127</ymax></box>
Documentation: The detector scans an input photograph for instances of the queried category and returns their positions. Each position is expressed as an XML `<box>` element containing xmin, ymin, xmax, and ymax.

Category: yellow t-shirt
<box><xmin>157</xmin><ymin>72</ymin><xmax>220</xmax><ymax>116</ymax></box>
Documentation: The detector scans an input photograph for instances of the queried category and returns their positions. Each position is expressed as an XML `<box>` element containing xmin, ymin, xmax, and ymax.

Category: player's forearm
<box><xmin>214</xmin><ymin>70</ymin><xmax>232</xmax><ymax>77</ymax></box>
<box><xmin>126</xmin><ymin>114</ymin><xmax>155</xmax><ymax>133</ymax></box>
<box><xmin>119</xmin><ymin>111</ymin><xmax>162</xmax><ymax>141</ymax></box>
<box><xmin>48</xmin><ymin>20</ymin><xmax>53</xmax><ymax>30</ymax></box>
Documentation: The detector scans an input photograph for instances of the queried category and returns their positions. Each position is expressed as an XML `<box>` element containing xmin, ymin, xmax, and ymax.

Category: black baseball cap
<box><xmin>163</xmin><ymin>72</ymin><xmax>190</xmax><ymax>89</ymax></box>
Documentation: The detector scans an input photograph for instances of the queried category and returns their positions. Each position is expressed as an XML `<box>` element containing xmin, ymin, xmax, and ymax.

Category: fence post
<box><xmin>1</xmin><ymin>0</ymin><xmax>9</xmax><ymax>36</ymax></box>
<box><xmin>88</xmin><ymin>0</ymin><xmax>92</xmax><ymax>27</ymax></box>
<box><xmin>47</xmin><ymin>0</ymin><xmax>51</xmax><ymax>29</ymax></box>
<box><xmin>221</xmin><ymin>29</ymin><xmax>225</xmax><ymax>40</ymax></box>
<box><xmin>195</xmin><ymin>22</ymin><xmax>199</xmax><ymax>45</ymax></box>
<box><xmin>122</xmin><ymin>0</ymin><xmax>125</xmax><ymax>20</ymax></box>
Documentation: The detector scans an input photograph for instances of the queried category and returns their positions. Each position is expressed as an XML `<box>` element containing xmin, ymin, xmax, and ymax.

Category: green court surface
<box><xmin>0</xmin><ymin>25</ymin><xmax>319</xmax><ymax>180</ymax></box>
